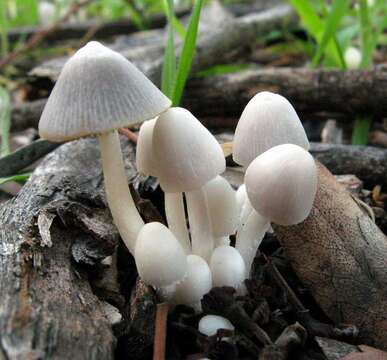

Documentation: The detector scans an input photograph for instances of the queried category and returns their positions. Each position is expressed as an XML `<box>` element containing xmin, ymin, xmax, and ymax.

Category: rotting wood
<box><xmin>184</xmin><ymin>67</ymin><xmax>387</xmax><ymax>118</ymax></box>
<box><xmin>0</xmin><ymin>137</ymin><xmax>140</xmax><ymax>359</ymax></box>
<box><xmin>273</xmin><ymin>162</ymin><xmax>387</xmax><ymax>350</ymax></box>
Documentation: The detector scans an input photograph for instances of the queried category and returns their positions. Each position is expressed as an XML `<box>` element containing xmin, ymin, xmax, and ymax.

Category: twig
<box><xmin>0</xmin><ymin>0</ymin><xmax>92</xmax><ymax>69</ymax></box>
<box><xmin>153</xmin><ymin>302</ymin><xmax>169</xmax><ymax>360</ymax></box>
<box><xmin>118</xmin><ymin>128</ymin><xmax>138</xmax><ymax>144</ymax></box>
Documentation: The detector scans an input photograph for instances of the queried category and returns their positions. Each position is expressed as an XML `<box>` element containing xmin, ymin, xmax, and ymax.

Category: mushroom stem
<box><xmin>98</xmin><ymin>130</ymin><xmax>144</xmax><ymax>253</ymax></box>
<box><xmin>185</xmin><ymin>187</ymin><xmax>214</xmax><ymax>262</ymax></box>
<box><xmin>165</xmin><ymin>192</ymin><xmax>191</xmax><ymax>254</ymax></box>
<box><xmin>235</xmin><ymin>210</ymin><xmax>270</xmax><ymax>276</ymax></box>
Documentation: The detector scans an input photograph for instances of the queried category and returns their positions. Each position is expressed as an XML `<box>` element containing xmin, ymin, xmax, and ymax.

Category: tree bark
<box><xmin>0</xmin><ymin>137</ymin><xmax>138</xmax><ymax>359</ymax></box>
<box><xmin>273</xmin><ymin>162</ymin><xmax>387</xmax><ymax>350</ymax></box>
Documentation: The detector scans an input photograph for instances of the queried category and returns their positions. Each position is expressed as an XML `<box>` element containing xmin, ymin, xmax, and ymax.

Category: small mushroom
<box><xmin>233</xmin><ymin>91</ymin><xmax>309</xmax><ymax>167</ymax></box>
<box><xmin>245</xmin><ymin>144</ymin><xmax>318</xmax><ymax>226</ymax></box>
<box><xmin>173</xmin><ymin>254</ymin><xmax>212</xmax><ymax>311</ymax></box>
<box><xmin>135</xmin><ymin>222</ymin><xmax>187</xmax><ymax>300</ymax></box>
<box><xmin>203</xmin><ymin>175</ymin><xmax>239</xmax><ymax>247</ymax></box>
<box><xmin>344</xmin><ymin>46</ymin><xmax>362</xmax><ymax>69</ymax></box>
<box><xmin>152</xmin><ymin>107</ymin><xmax>226</xmax><ymax>261</ymax></box>
<box><xmin>210</xmin><ymin>245</ymin><xmax>246</xmax><ymax>291</ymax></box>
<box><xmin>198</xmin><ymin>315</ymin><xmax>235</xmax><ymax>338</ymax></box>
<box><xmin>136</xmin><ymin>118</ymin><xmax>191</xmax><ymax>254</ymax></box>
<box><xmin>39</xmin><ymin>41</ymin><xmax>171</xmax><ymax>253</ymax></box>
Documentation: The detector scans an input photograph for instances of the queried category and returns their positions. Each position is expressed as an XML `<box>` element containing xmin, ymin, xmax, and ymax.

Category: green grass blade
<box><xmin>312</xmin><ymin>0</ymin><xmax>349</xmax><ymax>67</ymax></box>
<box><xmin>358</xmin><ymin>0</ymin><xmax>374</xmax><ymax>68</ymax></box>
<box><xmin>0</xmin><ymin>86</ymin><xmax>11</xmax><ymax>157</ymax></box>
<box><xmin>0</xmin><ymin>0</ymin><xmax>9</xmax><ymax>57</ymax></box>
<box><xmin>161</xmin><ymin>0</ymin><xmax>177</xmax><ymax>98</ymax></box>
<box><xmin>352</xmin><ymin>116</ymin><xmax>371</xmax><ymax>145</ymax></box>
<box><xmin>0</xmin><ymin>172</ymin><xmax>31</xmax><ymax>186</ymax></box>
<box><xmin>172</xmin><ymin>0</ymin><xmax>203</xmax><ymax>106</ymax></box>
<box><xmin>172</xmin><ymin>15</ymin><xmax>186</xmax><ymax>39</ymax></box>
<box><xmin>289</xmin><ymin>0</ymin><xmax>344</xmax><ymax>67</ymax></box>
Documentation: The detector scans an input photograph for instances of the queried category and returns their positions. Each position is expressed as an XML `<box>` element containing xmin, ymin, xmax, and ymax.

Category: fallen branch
<box><xmin>184</xmin><ymin>67</ymin><xmax>387</xmax><ymax>118</ymax></box>
<box><xmin>273</xmin><ymin>162</ymin><xmax>387</xmax><ymax>350</ymax></box>
<box><xmin>30</xmin><ymin>5</ymin><xmax>297</xmax><ymax>82</ymax></box>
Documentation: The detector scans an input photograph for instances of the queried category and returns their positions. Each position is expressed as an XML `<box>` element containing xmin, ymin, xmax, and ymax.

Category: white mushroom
<box><xmin>245</xmin><ymin>144</ymin><xmax>318</xmax><ymax>225</ymax></box>
<box><xmin>198</xmin><ymin>315</ymin><xmax>234</xmax><ymax>338</ymax></box>
<box><xmin>210</xmin><ymin>245</ymin><xmax>246</xmax><ymax>291</ymax></box>
<box><xmin>136</xmin><ymin>118</ymin><xmax>191</xmax><ymax>254</ymax></box>
<box><xmin>344</xmin><ymin>46</ymin><xmax>362</xmax><ymax>69</ymax></box>
<box><xmin>174</xmin><ymin>255</ymin><xmax>212</xmax><ymax>311</ymax></box>
<box><xmin>233</xmin><ymin>91</ymin><xmax>309</xmax><ymax>168</ymax></box>
<box><xmin>135</xmin><ymin>222</ymin><xmax>187</xmax><ymax>300</ymax></box>
<box><xmin>39</xmin><ymin>41</ymin><xmax>171</xmax><ymax>254</ymax></box>
<box><xmin>152</xmin><ymin>107</ymin><xmax>226</xmax><ymax>261</ymax></box>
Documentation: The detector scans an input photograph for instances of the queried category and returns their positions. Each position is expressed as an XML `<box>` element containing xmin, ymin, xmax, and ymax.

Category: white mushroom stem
<box><xmin>185</xmin><ymin>187</ymin><xmax>215</xmax><ymax>262</ymax></box>
<box><xmin>99</xmin><ymin>130</ymin><xmax>144</xmax><ymax>253</ymax></box>
<box><xmin>235</xmin><ymin>210</ymin><xmax>270</xmax><ymax>276</ymax></box>
<box><xmin>165</xmin><ymin>192</ymin><xmax>191</xmax><ymax>254</ymax></box>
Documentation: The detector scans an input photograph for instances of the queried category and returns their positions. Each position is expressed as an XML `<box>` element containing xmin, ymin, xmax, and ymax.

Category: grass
<box><xmin>0</xmin><ymin>86</ymin><xmax>11</xmax><ymax>157</ymax></box>
<box><xmin>289</xmin><ymin>0</ymin><xmax>387</xmax><ymax>144</ymax></box>
<box><xmin>161</xmin><ymin>0</ymin><xmax>204</xmax><ymax>106</ymax></box>
<box><xmin>0</xmin><ymin>172</ymin><xmax>31</xmax><ymax>186</ymax></box>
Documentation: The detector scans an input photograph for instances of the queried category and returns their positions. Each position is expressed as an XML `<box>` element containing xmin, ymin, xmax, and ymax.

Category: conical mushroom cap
<box><xmin>39</xmin><ymin>41</ymin><xmax>171</xmax><ymax>142</ymax></box>
<box><xmin>233</xmin><ymin>91</ymin><xmax>309</xmax><ymax>167</ymax></box>
<box><xmin>152</xmin><ymin>107</ymin><xmax>226</xmax><ymax>192</ymax></box>
<box><xmin>245</xmin><ymin>144</ymin><xmax>317</xmax><ymax>226</ymax></box>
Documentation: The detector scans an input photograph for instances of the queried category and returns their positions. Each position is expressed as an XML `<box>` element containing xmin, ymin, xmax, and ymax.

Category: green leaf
<box><xmin>195</xmin><ymin>64</ymin><xmax>250</xmax><ymax>78</ymax></box>
<box><xmin>172</xmin><ymin>15</ymin><xmax>186</xmax><ymax>39</ymax></box>
<box><xmin>352</xmin><ymin>116</ymin><xmax>371</xmax><ymax>145</ymax></box>
<box><xmin>312</xmin><ymin>0</ymin><xmax>349</xmax><ymax>67</ymax></box>
<box><xmin>0</xmin><ymin>0</ymin><xmax>8</xmax><ymax>57</ymax></box>
<box><xmin>172</xmin><ymin>0</ymin><xmax>204</xmax><ymax>106</ymax></box>
<box><xmin>161</xmin><ymin>0</ymin><xmax>177</xmax><ymax>98</ymax></box>
<box><xmin>0</xmin><ymin>172</ymin><xmax>31</xmax><ymax>186</ymax></box>
<box><xmin>0</xmin><ymin>86</ymin><xmax>11</xmax><ymax>157</ymax></box>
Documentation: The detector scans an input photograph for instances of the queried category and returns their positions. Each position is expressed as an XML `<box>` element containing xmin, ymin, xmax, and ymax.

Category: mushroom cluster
<box><xmin>38</xmin><ymin>41</ymin><xmax>318</xmax><ymax>313</ymax></box>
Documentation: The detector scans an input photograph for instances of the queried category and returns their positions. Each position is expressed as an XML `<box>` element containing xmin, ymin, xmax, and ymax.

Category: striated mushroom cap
<box><xmin>134</xmin><ymin>222</ymin><xmax>187</xmax><ymax>288</ymax></box>
<box><xmin>233</xmin><ymin>91</ymin><xmax>309</xmax><ymax>167</ymax></box>
<box><xmin>245</xmin><ymin>144</ymin><xmax>317</xmax><ymax>226</ymax></box>
<box><xmin>39</xmin><ymin>41</ymin><xmax>171</xmax><ymax>142</ymax></box>
<box><xmin>152</xmin><ymin>107</ymin><xmax>225</xmax><ymax>192</ymax></box>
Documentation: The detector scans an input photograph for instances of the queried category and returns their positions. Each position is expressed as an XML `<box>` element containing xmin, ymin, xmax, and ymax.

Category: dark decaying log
<box><xmin>14</xmin><ymin>66</ymin><xmax>387</xmax><ymax>133</ymax></box>
<box><xmin>0</xmin><ymin>137</ymin><xmax>139</xmax><ymax>359</ymax></box>
<box><xmin>184</xmin><ymin>67</ymin><xmax>387</xmax><ymax>118</ymax></box>
<box><xmin>309</xmin><ymin>142</ymin><xmax>387</xmax><ymax>186</ymax></box>
<box><xmin>273</xmin><ymin>162</ymin><xmax>387</xmax><ymax>350</ymax></box>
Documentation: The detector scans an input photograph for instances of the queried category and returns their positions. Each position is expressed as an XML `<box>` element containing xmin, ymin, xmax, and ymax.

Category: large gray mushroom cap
<box><xmin>39</xmin><ymin>41</ymin><xmax>171</xmax><ymax>142</ymax></box>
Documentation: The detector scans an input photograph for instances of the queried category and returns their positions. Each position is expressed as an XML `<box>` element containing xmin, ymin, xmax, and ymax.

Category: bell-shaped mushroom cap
<box><xmin>174</xmin><ymin>255</ymin><xmax>212</xmax><ymax>306</ymax></box>
<box><xmin>134</xmin><ymin>222</ymin><xmax>187</xmax><ymax>288</ymax></box>
<box><xmin>210</xmin><ymin>245</ymin><xmax>246</xmax><ymax>289</ymax></box>
<box><xmin>136</xmin><ymin>118</ymin><xmax>159</xmax><ymax>176</ymax></box>
<box><xmin>204</xmin><ymin>176</ymin><xmax>238</xmax><ymax>237</ymax></box>
<box><xmin>198</xmin><ymin>315</ymin><xmax>234</xmax><ymax>337</ymax></box>
<box><xmin>233</xmin><ymin>91</ymin><xmax>309</xmax><ymax>167</ymax></box>
<box><xmin>39</xmin><ymin>41</ymin><xmax>171</xmax><ymax>142</ymax></box>
<box><xmin>245</xmin><ymin>144</ymin><xmax>317</xmax><ymax>226</ymax></box>
<box><xmin>152</xmin><ymin>107</ymin><xmax>226</xmax><ymax>193</ymax></box>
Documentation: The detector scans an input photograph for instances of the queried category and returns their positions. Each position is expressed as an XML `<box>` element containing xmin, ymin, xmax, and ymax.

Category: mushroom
<box><xmin>245</xmin><ymin>144</ymin><xmax>318</xmax><ymax>226</ymax></box>
<box><xmin>136</xmin><ymin>118</ymin><xmax>191</xmax><ymax>254</ymax></box>
<box><xmin>38</xmin><ymin>41</ymin><xmax>171</xmax><ymax>253</ymax></box>
<box><xmin>135</xmin><ymin>222</ymin><xmax>187</xmax><ymax>300</ymax></box>
<box><xmin>198</xmin><ymin>315</ymin><xmax>235</xmax><ymax>338</ymax></box>
<box><xmin>210</xmin><ymin>245</ymin><xmax>246</xmax><ymax>291</ymax></box>
<box><xmin>173</xmin><ymin>254</ymin><xmax>212</xmax><ymax>311</ymax></box>
<box><xmin>203</xmin><ymin>175</ymin><xmax>239</xmax><ymax>247</ymax></box>
<box><xmin>233</xmin><ymin>91</ymin><xmax>309</xmax><ymax>168</ymax></box>
<box><xmin>344</xmin><ymin>46</ymin><xmax>362</xmax><ymax>69</ymax></box>
<box><xmin>152</xmin><ymin>107</ymin><xmax>226</xmax><ymax>261</ymax></box>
